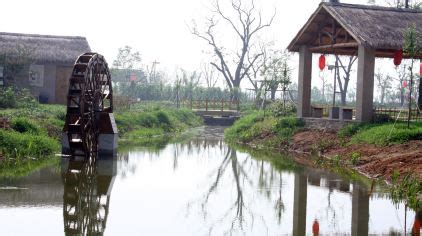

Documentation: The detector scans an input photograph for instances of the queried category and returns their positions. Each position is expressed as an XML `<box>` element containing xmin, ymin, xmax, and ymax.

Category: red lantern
<box><xmin>403</xmin><ymin>80</ymin><xmax>408</xmax><ymax>88</ymax></box>
<box><xmin>419</xmin><ymin>62</ymin><xmax>422</xmax><ymax>76</ymax></box>
<box><xmin>319</xmin><ymin>55</ymin><xmax>326</xmax><ymax>70</ymax></box>
<box><xmin>312</xmin><ymin>220</ymin><xmax>319</xmax><ymax>235</ymax></box>
<box><xmin>393</xmin><ymin>50</ymin><xmax>403</xmax><ymax>66</ymax></box>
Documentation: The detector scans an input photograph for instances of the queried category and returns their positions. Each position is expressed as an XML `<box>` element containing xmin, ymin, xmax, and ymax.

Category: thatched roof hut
<box><xmin>288</xmin><ymin>2</ymin><xmax>422</xmax><ymax>58</ymax></box>
<box><xmin>0</xmin><ymin>32</ymin><xmax>91</xmax><ymax>64</ymax></box>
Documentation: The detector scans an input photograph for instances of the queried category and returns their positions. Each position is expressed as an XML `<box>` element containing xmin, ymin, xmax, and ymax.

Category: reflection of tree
<box><xmin>274</xmin><ymin>173</ymin><xmax>285</xmax><ymax>224</ymax></box>
<box><xmin>62</xmin><ymin>155</ymin><xmax>115</xmax><ymax>236</ymax></box>
<box><xmin>188</xmin><ymin>147</ymin><xmax>289</xmax><ymax>234</ymax></box>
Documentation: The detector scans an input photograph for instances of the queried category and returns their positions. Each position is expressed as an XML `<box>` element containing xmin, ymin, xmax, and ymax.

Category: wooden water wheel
<box><xmin>64</xmin><ymin>53</ymin><xmax>113</xmax><ymax>157</ymax></box>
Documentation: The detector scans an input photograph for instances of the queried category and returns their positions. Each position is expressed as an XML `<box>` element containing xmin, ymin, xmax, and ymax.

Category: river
<box><xmin>0</xmin><ymin>126</ymin><xmax>417</xmax><ymax>235</ymax></box>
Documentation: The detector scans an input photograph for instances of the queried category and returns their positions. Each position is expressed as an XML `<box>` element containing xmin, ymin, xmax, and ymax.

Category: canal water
<box><xmin>0</xmin><ymin>126</ymin><xmax>417</xmax><ymax>235</ymax></box>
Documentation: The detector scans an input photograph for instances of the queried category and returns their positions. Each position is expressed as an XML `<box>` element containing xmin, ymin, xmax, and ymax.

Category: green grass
<box><xmin>348</xmin><ymin>122</ymin><xmax>422</xmax><ymax>146</ymax></box>
<box><xmin>0</xmin><ymin>129</ymin><xmax>59</xmax><ymax>158</ymax></box>
<box><xmin>390</xmin><ymin>171</ymin><xmax>421</xmax><ymax>210</ymax></box>
<box><xmin>225</xmin><ymin>112</ymin><xmax>304</xmax><ymax>148</ymax></box>
<box><xmin>115</xmin><ymin>106</ymin><xmax>202</xmax><ymax>145</ymax></box>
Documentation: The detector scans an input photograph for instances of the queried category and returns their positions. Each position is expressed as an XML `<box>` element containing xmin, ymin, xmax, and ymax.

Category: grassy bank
<box><xmin>225</xmin><ymin>111</ymin><xmax>304</xmax><ymax>149</ymax></box>
<box><xmin>0</xmin><ymin>102</ymin><xmax>202</xmax><ymax>176</ymax></box>
<box><xmin>339</xmin><ymin>121</ymin><xmax>422</xmax><ymax>146</ymax></box>
<box><xmin>225</xmin><ymin>112</ymin><xmax>422</xmax><ymax>210</ymax></box>
<box><xmin>115</xmin><ymin>105</ymin><xmax>202</xmax><ymax>147</ymax></box>
<box><xmin>0</xmin><ymin>104</ymin><xmax>64</xmax><ymax>177</ymax></box>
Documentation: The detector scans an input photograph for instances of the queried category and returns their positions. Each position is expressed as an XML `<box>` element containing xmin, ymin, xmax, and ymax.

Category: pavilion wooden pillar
<box><xmin>356</xmin><ymin>45</ymin><xmax>375</xmax><ymax>122</ymax></box>
<box><xmin>297</xmin><ymin>46</ymin><xmax>313</xmax><ymax>118</ymax></box>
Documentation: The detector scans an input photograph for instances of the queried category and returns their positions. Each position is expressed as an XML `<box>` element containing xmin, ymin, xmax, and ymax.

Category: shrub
<box><xmin>11</xmin><ymin>117</ymin><xmax>41</xmax><ymax>134</ymax></box>
<box><xmin>0</xmin><ymin>87</ymin><xmax>16</xmax><ymax>108</ymax></box>
<box><xmin>0</xmin><ymin>129</ymin><xmax>59</xmax><ymax>158</ymax></box>
<box><xmin>350</xmin><ymin>152</ymin><xmax>360</xmax><ymax>165</ymax></box>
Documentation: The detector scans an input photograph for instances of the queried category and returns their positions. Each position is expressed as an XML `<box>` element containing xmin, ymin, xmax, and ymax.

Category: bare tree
<box><xmin>191</xmin><ymin>0</ymin><xmax>275</xmax><ymax>101</ymax></box>
<box><xmin>245</xmin><ymin>44</ymin><xmax>267</xmax><ymax>106</ymax></box>
<box><xmin>201</xmin><ymin>62</ymin><xmax>219</xmax><ymax>89</ymax></box>
<box><xmin>376</xmin><ymin>71</ymin><xmax>393</xmax><ymax>105</ymax></box>
<box><xmin>335</xmin><ymin>55</ymin><xmax>358</xmax><ymax>106</ymax></box>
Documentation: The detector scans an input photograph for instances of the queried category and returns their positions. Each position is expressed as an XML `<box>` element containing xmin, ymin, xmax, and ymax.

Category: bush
<box><xmin>0</xmin><ymin>87</ymin><xmax>16</xmax><ymax>108</ymax></box>
<box><xmin>11</xmin><ymin>117</ymin><xmax>41</xmax><ymax>134</ymax></box>
<box><xmin>0</xmin><ymin>129</ymin><xmax>59</xmax><ymax>158</ymax></box>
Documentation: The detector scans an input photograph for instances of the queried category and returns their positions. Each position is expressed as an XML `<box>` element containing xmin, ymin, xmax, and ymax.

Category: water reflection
<box><xmin>0</xmin><ymin>126</ymin><xmax>419</xmax><ymax>235</ymax></box>
<box><xmin>61</xmin><ymin>154</ymin><xmax>116</xmax><ymax>235</ymax></box>
<box><xmin>112</xmin><ymin>127</ymin><xmax>414</xmax><ymax>235</ymax></box>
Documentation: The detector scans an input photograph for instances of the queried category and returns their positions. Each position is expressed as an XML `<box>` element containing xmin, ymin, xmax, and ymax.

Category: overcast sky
<box><xmin>0</xmin><ymin>0</ymin><xmax>372</xmax><ymax>69</ymax></box>
<box><xmin>3</xmin><ymin>0</ymin><xmax>403</xmax><ymax>95</ymax></box>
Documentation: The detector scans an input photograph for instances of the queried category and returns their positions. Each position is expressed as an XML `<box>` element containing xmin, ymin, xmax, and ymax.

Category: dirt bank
<box><xmin>290</xmin><ymin>130</ymin><xmax>422</xmax><ymax>181</ymax></box>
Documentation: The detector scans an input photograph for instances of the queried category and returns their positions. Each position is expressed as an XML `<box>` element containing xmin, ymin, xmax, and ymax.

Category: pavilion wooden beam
<box><xmin>309</xmin><ymin>42</ymin><xmax>358</xmax><ymax>52</ymax></box>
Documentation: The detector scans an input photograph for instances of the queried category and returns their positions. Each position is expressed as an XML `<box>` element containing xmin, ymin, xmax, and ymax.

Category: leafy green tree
<box><xmin>403</xmin><ymin>24</ymin><xmax>420</xmax><ymax>127</ymax></box>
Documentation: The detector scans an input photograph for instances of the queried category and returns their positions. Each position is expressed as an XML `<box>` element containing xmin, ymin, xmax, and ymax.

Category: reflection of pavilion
<box><xmin>292</xmin><ymin>169</ymin><xmax>369</xmax><ymax>236</ymax></box>
<box><xmin>61</xmin><ymin>154</ymin><xmax>116</xmax><ymax>235</ymax></box>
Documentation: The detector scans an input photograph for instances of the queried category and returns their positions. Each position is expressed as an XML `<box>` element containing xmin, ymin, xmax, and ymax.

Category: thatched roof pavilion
<box><xmin>0</xmin><ymin>32</ymin><xmax>90</xmax><ymax>64</ymax></box>
<box><xmin>288</xmin><ymin>2</ymin><xmax>422</xmax><ymax>122</ymax></box>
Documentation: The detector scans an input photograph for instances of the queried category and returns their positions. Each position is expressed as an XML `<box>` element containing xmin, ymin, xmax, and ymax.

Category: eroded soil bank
<box><xmin>290</xmin><ymin>130</ymin><xmax>422</xmax><ymax>181</ymax></box>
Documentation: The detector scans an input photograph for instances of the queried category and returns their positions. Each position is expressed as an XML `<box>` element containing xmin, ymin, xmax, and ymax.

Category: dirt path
<box><xmin>290</xmin><ymin>130</ymin><xmax>422</xmax><ymax>181</ymax></box>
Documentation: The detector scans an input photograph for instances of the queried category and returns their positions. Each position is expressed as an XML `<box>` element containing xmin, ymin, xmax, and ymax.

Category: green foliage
<box><xmin>338</xmin><ymin>123</ymin><xmax>368</xmax><ymax>138</ymax></box>
<box><xmin>350</xmin><ymin>122</ymin><xmax>422</xmax><ymax>146</ymax></box>
<box><xmin>350</xmin><ymin>152</ymin><xmax>360</xmax><ymax>165</ymax></box>
<box><xmin>333</xmin><ymin>154</ymin><xmax>342</xmax><ymax>166</ymax></box>
<box><xmin>0</xmin><ymin>88</ymin><xmax>38</xmax><ymax>109</ymax></box>
<box><xmin>267</xmin><ymin>100</ymin><xmax>296</xmax><ymax>117</ymax></box>
<box><xmin>115</xmin><ymin>106</ymin><xmax>202</xmax><ymax>142</ymax></box>
<box><xmin>390</xmin><ymin>171</ymin><xmax>421</xmax><ymax>210</ymax></box>
<box><xmin>225</xmin><ymin>112</ymin><xmax>303</xmax><ymax>148</ymax></box>
<box><xmin>224</xmin><ymin>112</ymin><xmax>265</xmax><ymax>142</ymax></box>
<box><xmin>403</xmin><ymin>24</ymin><xmax>420</xmax><ymax>58</ymax></box>
<box><xmin>11</xmin><ymin>117</ymin><xmax>41</xmax><ymax>134</ymax></box>
<box><xmin>0</xmin><ymin>129</ymin><xmax>59</xmax><ymax>159</ymax></box>
<box><xmin>0</xmin><ymin>87</ymin><xmax>16</xmax><ymax>108</ymax></box>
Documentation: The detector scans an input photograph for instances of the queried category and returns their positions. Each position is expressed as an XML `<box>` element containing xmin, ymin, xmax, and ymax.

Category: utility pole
<box><xmin>405</xmin><ymin>0</ymin><xmax>409</xmax><ymax>8</ymax></box>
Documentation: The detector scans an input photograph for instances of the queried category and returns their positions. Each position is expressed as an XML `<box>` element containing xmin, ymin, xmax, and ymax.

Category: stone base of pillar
<box><xmin>329</xmin><ymin>107</ymin><xmax>340</xmax><ymax>119</ymax></box>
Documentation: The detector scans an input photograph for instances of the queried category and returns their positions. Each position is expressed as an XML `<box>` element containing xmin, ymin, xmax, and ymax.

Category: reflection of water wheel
<box><xmin>62</xmin><ymin>156</ymin><xmax>111</xmax><ymax>235</ymax></box>
<box><xmin>65</xmin><ymin>53</ymin><xmax>113</xmax><ymax>156</ymax></box>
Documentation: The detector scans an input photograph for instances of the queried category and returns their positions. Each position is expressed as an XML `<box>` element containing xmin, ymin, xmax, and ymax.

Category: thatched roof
<box><xmin>0</xmin><ymin>32</ymin><xmax>91</xmax><ymax>64</ymax></box>
<box><xmin>288</xmin><ymin>2</ymin><xmax>422</xmax><ymax>58</ymax></box>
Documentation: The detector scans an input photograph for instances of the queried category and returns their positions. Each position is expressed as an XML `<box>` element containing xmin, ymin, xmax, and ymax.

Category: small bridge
<box><xmin>185</xmin><ymin>99</ymin><xmax>241</xmax><ymax>126</ymax></box>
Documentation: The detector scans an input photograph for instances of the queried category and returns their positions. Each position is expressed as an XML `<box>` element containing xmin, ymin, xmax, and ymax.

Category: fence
<box><xmin>373</xmin><ymin>107</ymin><xmax>422</xmax><ymax>122</ymax></box>
<box><xmin>182</xmin><ymin>99</ymin><xmax>240</xmax><ymax>111</ymax></box>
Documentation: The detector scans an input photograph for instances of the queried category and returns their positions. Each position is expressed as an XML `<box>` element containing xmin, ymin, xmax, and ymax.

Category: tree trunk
<box><xmin>271</xmin><ymin>88</ymin><xmax>276</xmax><ymax>101</ymax></box>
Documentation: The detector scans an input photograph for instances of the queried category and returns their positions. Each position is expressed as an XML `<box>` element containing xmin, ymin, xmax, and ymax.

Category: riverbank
<box><xmin>225</xmin><ymin>112</ymin><xmax>422</xmax><ymax>209</ymax></box>
<box><xmin>115</xmin><ymin>105</ymin><xmax>202</xmax><ymax>147</ymax></box>
<box><xmin>0</xmin><ymin>104</ymin><xmax>64</xmax><ymax>177</ymax></box>
<box><xmin>0</xmin><ymin>103</ymin><xmax>202</xmax><ymax>176</ymax></box>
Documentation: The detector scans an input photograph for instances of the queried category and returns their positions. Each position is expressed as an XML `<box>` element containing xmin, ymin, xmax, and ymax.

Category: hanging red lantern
<box><xmin>403</xmin><ymin>80</ymin><xmax>408</xmax><ymax>88</ymax></box>
<box><xmin>419</xmin><ymin>62</ymin><xmax>422</xmax><ymax>76</ymax></box>
<box><xmin>393</xmin><ymin>49</ymin><xmax>403</xmax><ymax>66</ymax></box>
<box><xmin>319</xmin><ymin>55</ymin><xmax>326</xmax><ymax>70</ymax></box>
<box><xmin>312</xmin><ymin>220</ymin><xmax>320</xmax><ymax>235</ymax></box>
